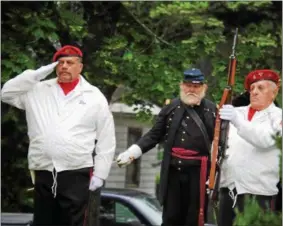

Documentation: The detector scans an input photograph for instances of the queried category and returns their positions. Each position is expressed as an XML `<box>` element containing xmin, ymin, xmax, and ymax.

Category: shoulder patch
<box><xmin>165</xmin><ymin>99</ymin><xmax>171</xmax><ymax>105</ymax></box>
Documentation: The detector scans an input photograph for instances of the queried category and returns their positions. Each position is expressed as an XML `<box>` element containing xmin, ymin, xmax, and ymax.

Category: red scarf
<box><xmin>248</xmin><ymin>107</ymin><xmax>257</xmax><ymax>121</ymax></box>
<box><xmin>58</xmin><ymin>78</ymin><xmax>79</xmax><ymax>95</ymax></box>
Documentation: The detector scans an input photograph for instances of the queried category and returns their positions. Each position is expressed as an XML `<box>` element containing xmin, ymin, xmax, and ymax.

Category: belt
<box><xmin>171</xmin><ymin>148</ymin><xmax>208</xmax><ymax>226</ymax></box>
<box><xmin>170</xmin><ymin>155</ymin><xmax>201</xmax><ymax>167</ymax></box>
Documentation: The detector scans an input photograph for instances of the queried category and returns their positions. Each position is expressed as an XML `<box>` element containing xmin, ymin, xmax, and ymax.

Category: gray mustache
<box><xmin>185</xmin><ymin>93</ymin><xmax>199</xmax><ymax>98</ymax></box>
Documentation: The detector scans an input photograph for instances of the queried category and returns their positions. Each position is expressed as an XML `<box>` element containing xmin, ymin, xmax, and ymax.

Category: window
<box><xmin>115</xmin><ymin>202</ymin><xmax>140</xmax><ymax>223</ymax></box>
<box><xmin>125</xmin><ymin>128</ymin><xmax>142</xmax><ymax>188</ymax></box>
<box><xmin>100</xmin><ymin>198</ymin><xmax>143</xmax><ymax>226</ymax></box>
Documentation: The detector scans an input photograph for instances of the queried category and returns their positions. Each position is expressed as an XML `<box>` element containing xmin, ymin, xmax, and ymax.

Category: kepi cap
<box><xmin>183</xmin><ymin>68</ymin><xmax>205</xmax><ymax>84</ymax></box>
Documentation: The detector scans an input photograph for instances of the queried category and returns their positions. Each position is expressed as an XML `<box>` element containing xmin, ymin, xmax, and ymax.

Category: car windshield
<box><xmin>130</xmin><ymin>195</ymin><xmax>162</xmax><ymax>225</ymax></box>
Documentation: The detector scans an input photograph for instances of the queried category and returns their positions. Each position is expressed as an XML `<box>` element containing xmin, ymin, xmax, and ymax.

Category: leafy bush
<box><xmin>233</xmin><ymin>197</ymin><xmax>282</xmax><ymax>226</ymax></box>
<box><xmin>233</xmin><ymin>133</ymin><xmax>282</xmax><ymax>225</ymax></box>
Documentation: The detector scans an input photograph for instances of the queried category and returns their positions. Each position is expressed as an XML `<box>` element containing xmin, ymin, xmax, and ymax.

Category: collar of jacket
<box><xmin>41</xmin><ymin>75</ymin><xmax>94</xmax><ymax>93</ymax></box>
<box><xmin>246</xmin><ymin>102</ymin><xmax>278</xmax><ymax>121</ymax></box>
<box><xmin>248</xmin><ymin>102</ymin><xmax>276</xmax><ymax>113</ymax></box>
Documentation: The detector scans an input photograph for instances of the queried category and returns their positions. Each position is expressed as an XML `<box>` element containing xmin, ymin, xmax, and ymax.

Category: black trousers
<box><xmin>218</xmin><ymin>187</ymin><xmax>273</xmax><ymax>226</ymax></box>
<box><xmin>275</xmin><ymin>181</ymin><xmax>282</xmax><ymax>212</ymax></box>
<box><xmin>33</xmin><ymin>167</ymin><xmax>92</xmax><ymax>226</ymax></box>
<box><xmin>162</xmin><ymin>166</ymin><xmax>208</xmax><ymax>226</ymax></box>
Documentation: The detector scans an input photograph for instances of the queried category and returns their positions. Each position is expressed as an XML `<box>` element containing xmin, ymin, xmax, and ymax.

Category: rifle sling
<box><xmin>183</xmin><ymin>106</ymin><xmax>211</xmax><ymax>154</ymax></box>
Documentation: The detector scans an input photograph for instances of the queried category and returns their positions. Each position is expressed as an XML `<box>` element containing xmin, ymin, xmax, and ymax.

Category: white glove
<box><xmin>34</xmin><ymin>61</ymin><xmax>59</xmax><ymax>81</ymax></box>
<box><xmin>116</xmin><ymin>144</ymin><xmax>142</xmax><ymax>167</ymax></box>
<box><xmin>206</xmin><ymin>179</ymin><xmax>209</xmax><ymax>185</ymax></box>
<box><xmin>30</xmin><ymin>170</ymin><xmax>35</xmax><ymax>185</ymax></box>
<box><xmin>89</xmin><ymin>175</ymin><xmax>104</xmax><ymax>191</ymax></box>
<box><xmin>219</xmin><ymin>104</ymin><xmax>241</xmax><ymax>127</ymax></box>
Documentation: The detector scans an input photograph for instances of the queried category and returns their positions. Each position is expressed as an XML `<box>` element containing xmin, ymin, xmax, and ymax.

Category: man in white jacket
<box><xmin>1</xmin><ymin>45</ymin><xmax>116</xmax><ymax>226</ymax></box>
<box><xmin>217</xmin><ymin>69</ymin><xmax>282</xmax><ymax>226</ymax></box>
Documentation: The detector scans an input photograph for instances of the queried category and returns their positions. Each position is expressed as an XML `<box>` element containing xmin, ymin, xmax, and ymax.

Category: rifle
<box><xmin>85</xmin><ymin>139</ymin><xmax>101</xmax><ymax>226</ymax></box>
<box><xmin>208</xmin><ymin>28</ymin><xmax>238</xmax><ymax>220</ymax></box>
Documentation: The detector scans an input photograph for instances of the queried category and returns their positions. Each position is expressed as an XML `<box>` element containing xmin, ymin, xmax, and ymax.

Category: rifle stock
<box><xmin>208</xmin><ymin>89</ymin><xmax>230</xmax><ymax>190</ymax></box>
<box><xmin>84</xmin><ymin>139</ymin><xmax>101</xmax><ymax>226</ymax></box>
<box><xmin>208</xmin><ymin>28</ymin><xmax>239</xmax><ymax>199</ymax></box>
<box><xmin>85</xmin><ymin>188</ymin><xmax>101</xmax><ymax>226</ymax></box>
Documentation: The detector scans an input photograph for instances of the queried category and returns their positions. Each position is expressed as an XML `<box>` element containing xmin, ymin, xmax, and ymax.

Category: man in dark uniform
<box><xmin>117</xmin><ymin>68</ymin><xmax>217</xmax><ymax>226</ymax></box>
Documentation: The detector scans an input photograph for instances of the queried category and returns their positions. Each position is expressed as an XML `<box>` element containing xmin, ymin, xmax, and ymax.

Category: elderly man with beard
<box><xmin>117</xmin><ymin>68</ymin><xmax>217</xmax><ymax>226</ymax></box>
<box><xmin>217</xmin><ymin>69</ymin><xmax>282</xmax><ymax>226</ymax></box>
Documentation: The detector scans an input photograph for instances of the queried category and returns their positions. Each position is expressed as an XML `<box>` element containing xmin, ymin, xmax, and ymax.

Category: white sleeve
<box><xmin>1</xmin><ymin>69</ymin><xmax>40</xmax><ymax>109</ymax></box>
<box><xmin>1</xmin><ymin>62</ymin><xmax>58</xmax><ymax>109</ymax></box>
<box><xmin>93</xmin><ymin>96</ymin><xmax>116</xmax><ymax>180</ymax></box>
<box><xmin>236</xmin><ymin>114</ymin><xmax>282</xmax><ymax>149</ymax></box>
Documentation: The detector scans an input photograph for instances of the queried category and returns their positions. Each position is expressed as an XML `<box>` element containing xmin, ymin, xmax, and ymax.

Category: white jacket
<box><xmin>220</xmin><ymin>103</ymin><xmax>282</xmax><ymax>196</ymax></box>
<box><xmin>1</xmin><ymin>70</ymin><xmax>116</xmax><ymax>180</ymax></box>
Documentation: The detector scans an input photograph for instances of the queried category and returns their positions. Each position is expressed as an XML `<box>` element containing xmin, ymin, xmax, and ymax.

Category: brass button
<box><xmin>169</xmin><ymin>118</ymin><xmax>172</xmax><ymax>121</ymax></box>
<box><xmin>183</xmin><ymin>131</ymin><xmax>185</xmax><ymax>134</ymax></box>
<box><xmin>177</xmin><ymin>106</ymin><xmax>180</xmax><ymax>108</ymax></box>
<box><xmin>178</xmin><ymin>161</ymin><xmax>181</xmax><ymax>164</ymax></box>
<box><xmin>186</xmin><ymin>116</ymin><xmax>189</xmax><ymax>119</ymax></box>
<box><xmin>181</xmin><ymin>138</ymin><xmax>184</xmax><ymax>141</ymax></box>
<box><xmin>178</xmin><ymin>167</ymin><xmax>181</xmax><ymax>170</ymax></box>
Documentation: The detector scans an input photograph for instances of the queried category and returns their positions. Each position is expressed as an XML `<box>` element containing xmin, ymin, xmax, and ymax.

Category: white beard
<box><xmin>180</xmin><ymin>89</ymin><xmax>206</xmax><ymax>106</ymax></box>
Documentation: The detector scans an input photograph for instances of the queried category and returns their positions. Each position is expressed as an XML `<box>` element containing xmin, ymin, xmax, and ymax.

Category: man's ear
<box><xmin>79</xmin><ymin>63</ymin><xmax>83</xmax><ymax>73</ymax></box>
<box><xmin>203</xmin><ymin>83</ymin><xmax>208</xmax><ymax>91</ymax></box>
<box><xmin>273</xmin><ymin>87</ymin><xmax>279</xmax><ymax>99</ymax></box>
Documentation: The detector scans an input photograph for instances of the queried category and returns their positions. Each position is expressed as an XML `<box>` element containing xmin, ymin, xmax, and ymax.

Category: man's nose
<box><xmin>187</xmin><ymin>87</ymin><xmax>195</xmax><ymax>92</ymax></box>
<box><xmin>250</xmin><ymin>88</ymin><xmax>258</xmax><ymax>95</ymax></box>
<box><xmin>60</xmin><ymin>62</ymin><xmax>68</xmax><ymax>68</ymax></box>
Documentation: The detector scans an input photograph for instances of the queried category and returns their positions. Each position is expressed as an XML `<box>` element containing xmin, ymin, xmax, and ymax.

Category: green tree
<box><xmin>1</xmin><ymin>1</ymin><xmax>281</xmax><ymax>211</ymax></box>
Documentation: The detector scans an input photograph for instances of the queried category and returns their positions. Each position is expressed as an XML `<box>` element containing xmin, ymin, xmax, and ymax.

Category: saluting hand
<box><xmin>34</xmin><ymin>61</ymin><xmax>59</xmax><ymax>80</ymax></box>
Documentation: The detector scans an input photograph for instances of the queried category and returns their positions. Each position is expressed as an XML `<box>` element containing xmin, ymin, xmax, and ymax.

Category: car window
<box><xmin>115</xmin><ymin>202</ymin><xmax>141</xmax><ymax>224</ymax></box>
<box><xmin>130</xmin><ymin>196</ymin><xmax>162</xmax><ymax>226</ymax></box>
<box><xmin>100</xmin><ymin>198</ymin><xmax>143</xmax><ymax>226</ymax></box>
<box><xmin>136</xmin><ymin>196</ymin><xmax>162</xmax><ymax>212</ymax></box>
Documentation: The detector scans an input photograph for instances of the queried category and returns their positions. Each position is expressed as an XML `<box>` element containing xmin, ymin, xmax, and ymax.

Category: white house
<box><xmin>105</xmin><ymin>102</ymin><xmax>162</xmax><ymax>196</ymax></box>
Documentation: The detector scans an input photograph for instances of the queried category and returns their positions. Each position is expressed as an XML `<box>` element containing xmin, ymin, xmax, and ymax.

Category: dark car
<box><xmin>1</xmin><ymin>188</ymin><xmax>162</xmax><ymax>226</ymax></box>
<box><xmin>99</xmin><ymin>188</ymin><xmax>162</xmax><ymax>226</ymax></box>
<box><xmin>2</xmin><ymin>188</ymin><xmax>216</xmax><ymax>226</ymax></box>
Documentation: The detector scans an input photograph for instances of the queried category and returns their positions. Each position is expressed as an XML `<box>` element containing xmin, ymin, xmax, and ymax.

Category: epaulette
<box><xmin>164</xmin><ymin>98</ymin><xmax>181</xmax><ymax>116</ymax></box>
<box><xmin>164</xmin><ymin>99</ymin><xmax>171</xmax><ymax>105</ymax></box>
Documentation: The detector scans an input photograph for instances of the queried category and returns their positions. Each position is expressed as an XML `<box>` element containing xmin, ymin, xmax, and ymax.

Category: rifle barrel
<box><xmin>208</xmin><ymin>27</ymin><xmax>239</xmax><ymax>196</ymax></box>
<box><xmin>231</xmin><ymin>28</ymin><xmax>238</xmax><ymax>58</ymax></box>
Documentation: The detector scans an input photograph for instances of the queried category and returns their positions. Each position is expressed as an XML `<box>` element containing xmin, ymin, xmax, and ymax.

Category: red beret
<box><xmin>244</xmin><ymin>69</ymin><xmax>281</xmax><ymax>90</ymax></box>
<box><xmin>52</xmin><ymin>45</ymin><xmax>83</xmax><ymax>62</ymax></box>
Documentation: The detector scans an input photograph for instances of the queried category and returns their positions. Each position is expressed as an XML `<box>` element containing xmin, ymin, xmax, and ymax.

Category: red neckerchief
<box><xmin>58</xmin><ymin>78</ymin><xmax>79</xmax><ymax>95</ymax></box>
<box><xmin>248</xmin><ymin>106</ymin><xmax>257</xmax><ymax>121</ymax></box>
